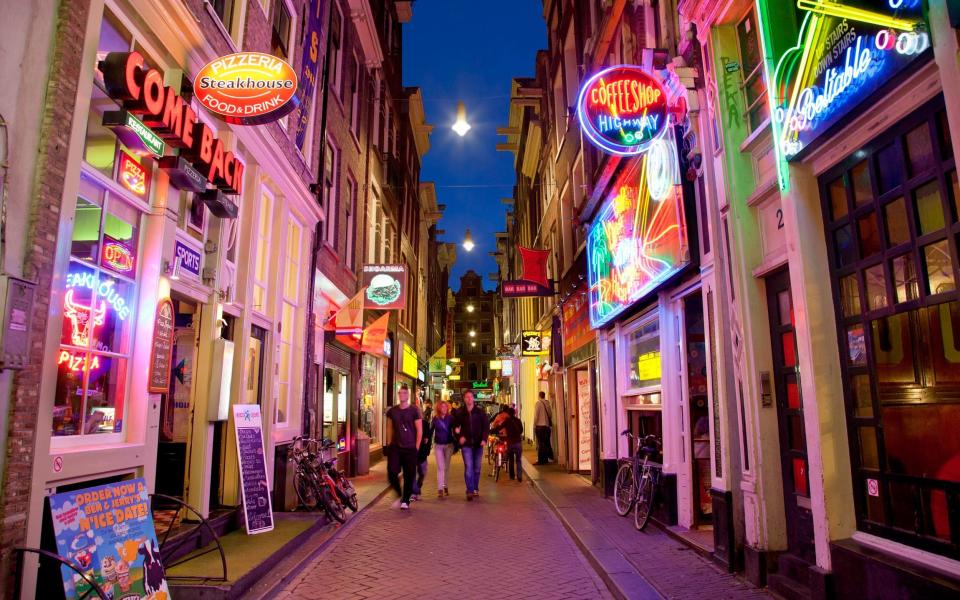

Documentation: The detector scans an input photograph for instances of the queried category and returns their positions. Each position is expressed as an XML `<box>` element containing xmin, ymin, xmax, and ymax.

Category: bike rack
<box><xmin>150</xmin><ymin>493</ymin><xmax>228</xmax><ymax>584</ymax></box>
<box><xmin>13</xmin><ymin>546</ymin><xmax>109</xmax><ymax>600</ymax></box>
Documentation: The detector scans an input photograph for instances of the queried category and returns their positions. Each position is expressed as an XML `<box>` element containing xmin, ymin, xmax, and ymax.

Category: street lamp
<box><xmin>466</xmin><ymin>304</ymin><xmax>475</xmax><ymax>312</ymax></box>
<box><xmin>471</xmin><ymin>342</ymin><xmax>477</xmax><ymax>347</ymax></box>
<box><xmin>462</xmin><ymin>228</ymin><xmax>475</xmax><ymax>252</ymax></box>
<box><xmin>469</xmin><ymin>330</ymin><xmax>476</xmax><ymax>337</ymax></box>
<box><xmin>452</xmin><ymin>101</ymin><xmax>471</xmax><ymax>136</ymax></box>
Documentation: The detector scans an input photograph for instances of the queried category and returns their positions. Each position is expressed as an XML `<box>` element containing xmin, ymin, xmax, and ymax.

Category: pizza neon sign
<box><xmin>58</xmin><ymin>349</ymin><xmax>102</xmax><ymax>373</ymax></box>
<box><xmin>118</xmin><ymin>151</ymin><xmax>149</xmax><ymax>197</ymax></box>
<box><xmin>577</xmin><ymin>65</ymin><xmax>669</xmax><ymax>156</ymax></box>
<box><xmin>773</xmin><ymin>0</ymin><xmax>928</xmax><ymax>160</ymax></box>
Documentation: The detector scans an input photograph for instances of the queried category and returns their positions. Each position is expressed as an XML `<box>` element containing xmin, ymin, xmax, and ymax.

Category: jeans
<box><xmin>535</xmin><ymin>426</ymin><xmax>553</xmax><ymax>463</ymax></box>
<box><xmin>507</xmin><ymin>442</ymin><xmax>523</xmax><ymax>481</ymax></box>
<box><xmin>435</xmin><ymin>443</ymin><xmax>453</xmax><ymax>490</ymax></box>
<box><xmin>387</xmin><ymin>446</ymin><xmax>418</xmax><ymax>503</ymax></box>
<box><xmin>461</xmin><ymin>446</ymin><xmax>484</xmax><ymax>493</ymax></box>
<box><xmin>412</xmin><ymin>459</ymin><xmax>428</xmax><ymax>496</ymax></box>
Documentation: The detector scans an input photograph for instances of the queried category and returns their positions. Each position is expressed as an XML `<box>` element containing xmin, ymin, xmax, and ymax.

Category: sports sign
<box><xmin>773</xmin><ymin>0</ymin><xmax>928</xmax><ymax>160</ymax></box>
<box><xmin>577</xmin><ymin>65</ymin><xmax>669</xmax><ymax>156</ymax></box>
<box><xmin>195</xmin><ymin>52</ymin><xmax>299</xmax><ymax>125</ymax></box>
<box><xmin>362</xmin><ymin>264</ymin><xmax>407</xmax><ymax>310</ymax></box>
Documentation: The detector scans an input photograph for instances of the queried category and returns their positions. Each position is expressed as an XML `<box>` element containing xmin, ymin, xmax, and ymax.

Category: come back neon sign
<box><xmin>577</xmin><ymin>65</ymin><xmax>669</xmax><ymax>156</ymax></box>
<box><xmin>773</xmin><ymin>0</ymin><xmax>928</xmax><ymax>160</ymax></box>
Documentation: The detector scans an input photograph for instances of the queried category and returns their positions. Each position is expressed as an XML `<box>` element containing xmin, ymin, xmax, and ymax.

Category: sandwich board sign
<box><xmin>233</xmin><ymin>404</ymin><xmax>274</xmax><ymax>534</ymax></box>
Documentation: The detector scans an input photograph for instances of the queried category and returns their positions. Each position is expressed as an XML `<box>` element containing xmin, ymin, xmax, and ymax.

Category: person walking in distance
<box><xmin>411</xmin><ymin>404</ymin><xmax>433</xmax><ymax>501</ymax></box>
<box><xmin>534</xmin><ymin>391</ymin><xmax>554</xmax><ymax>465</ymax></box>
<box><xmin>432</xmin><ymin>400</ymin><xmax>455</xmax><ymax>498</ymax></box>
<box><xmin>453</xmin><ymin>391</ymin><xmax>489</xmax><ymax>501</ymax></box>
<box><xmin>385</xmin><ymin>384</ymin><xmax>422</xmax><ymax>510</ymax></box>
<box><xmin>493</xmin><ymin>406</ymin><xmax>524</xmax><ymax>482</ymax></box>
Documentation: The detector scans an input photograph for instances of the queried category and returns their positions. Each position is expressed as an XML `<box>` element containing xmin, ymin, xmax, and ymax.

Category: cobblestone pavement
<box><xmin>524</xmin><ymin>451</ymin><xmax>773</xmax><ymax>600</ymax></box>
<box><xmin>275</xmin><ymin>452</ymin><xmax>613</xmax><ymax>600</ymax></box>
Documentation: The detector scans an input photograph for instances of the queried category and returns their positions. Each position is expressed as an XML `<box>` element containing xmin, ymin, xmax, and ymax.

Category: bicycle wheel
<box><xmin>319</xmin><ymin>484</ymin><xmax>346</xmax><ymax>523</ymax></box>
<box><xmin>294</xmin><ymin>471</ymin><xmax>319</xmax><ymax>510</ymax></box>
<box><xmin>339</xmin><ymin>479</ymin><xmax>359</xmax><ymax>512</ymax></box>
<box><xmin>613</xmin><ymin>463</ymin><xmax>635</xmax><ymax>516</ymax></box>
<box><xmin>494</xmin><ymin>453</ymin><xmax>502</xmax><ymax>482</ymax></box>
<box><xmin>633</xmin><ymin>475</ymin><xmax>654</xmax><ymax>531</ymax></box>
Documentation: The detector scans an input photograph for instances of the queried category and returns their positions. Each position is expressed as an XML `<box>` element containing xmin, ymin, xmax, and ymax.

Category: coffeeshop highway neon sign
<box><xmin>577</xmin><ymin>65</ymin><xmax>669</xmax><ymax>156</ymax></box>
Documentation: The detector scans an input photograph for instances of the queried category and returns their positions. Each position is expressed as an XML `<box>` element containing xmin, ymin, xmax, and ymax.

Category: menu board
<box><xmin>148</xmin><ymin>299</ymin><xmax>175</xmax><ymax>393</ymax></box>
<box><xmin>48</xmin><ymin>478</ymin><xmax>170</xmax><ymax>599</ymax></box>
<box><xmin>577</xmin><ymin>369</ymin><xmax>592</xmax><ymax>472</ymax></box>
<box><xmin>233</xmin><ymin>404</ymin><xmax>274</xmax><ymax>534</ymax></box>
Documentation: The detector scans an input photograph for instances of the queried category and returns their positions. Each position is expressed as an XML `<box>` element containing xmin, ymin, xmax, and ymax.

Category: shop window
<box><xmin>54</xmin><ymin>180</ymin><xmax>139</xmax><ymax>439</ymax></box>
<box><xmin>937</xmin><ymin>111</ymin><xmax>954</xmax><ymax>159</ymax></box>
<box><xmin>360</xmin><ymin>355</ymin><xmax>383</xmax><ymax>446</ymax></box>
<box><xmin>276</xmin><ymin>217</ymin><xmax>305</xmax><ymax>428</ymax></box>
<box><xmin>858</xmin><ymin>212</ymin><xmax>882</xmax><ymax>258</ymax></box>
<box><xmin>625</xmin><ymin>317</ymin><xmax>660</xmax><ymax>391</ymax></box>
<box><xmin>851</xmin><ymin>161</ymin><xmax>873</xmax><ymax>208</ymax></box>
<box><xmin>736</xmin><ymin>9</ymin><xmax>768</xmax><ymax>133</ymax></box>
<box><xmin>828</xmin><ymin>176</ymin><xmax>848</xmax><ymax>221</ymax></box>
<box><xmin>822</xmin><ymin>100</ymin><xmax>960</xmax><ymax>558</ymax></box>
<box><xmin>253</xmin><ymin>189</ymin><xmax>274</xmax><ymax>314</ymax></box>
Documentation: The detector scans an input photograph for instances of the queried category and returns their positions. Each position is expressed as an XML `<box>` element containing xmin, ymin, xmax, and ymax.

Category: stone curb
<box><xmin>522</xmin><ymin>457</ymin><xmax>664</xmax><ymax>600</ymax></box>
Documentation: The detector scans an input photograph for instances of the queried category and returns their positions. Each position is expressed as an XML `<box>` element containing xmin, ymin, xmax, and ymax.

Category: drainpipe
<box><xmin>303</xmin><ymin>0</ymin><xmax>337</xmax><ymax>438</ymax></box>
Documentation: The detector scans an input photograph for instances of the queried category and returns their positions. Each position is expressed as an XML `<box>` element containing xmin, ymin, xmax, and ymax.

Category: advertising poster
<box><xmin>361</xmin><ymin>264</ymin><xmax>407</xmax><ymax>310</ymax></box>
<box><xmin>576</xmin><ymin>370</ymin><xmax>592</xmax><ymax>472</ymax></box>
<box><xmin>49</xmin><ymin>478</ymin><xmax>170</xmax><ymax>600</ymax></box>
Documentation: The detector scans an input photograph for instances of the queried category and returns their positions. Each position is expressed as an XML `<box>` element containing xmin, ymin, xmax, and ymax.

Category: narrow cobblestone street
<box><xmin>273</xmin><ymin>450</ymin><xmax>774</xmax><ymax>600</ymax></box>
<box><xmin>275</xmin><ymin>453</ymin><xmax>612</xmax><ymax>600</ymax></box>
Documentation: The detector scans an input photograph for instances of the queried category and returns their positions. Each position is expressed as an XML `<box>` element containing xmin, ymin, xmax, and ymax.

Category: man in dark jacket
<box><xmin>494</xmin><ymin>406</ymin><xmax>524</xmax><ymax>482</ymax></box>
<box><xmin>453</xmin><ymin>391</ymin><xmax>489</xmax><ymax>500</ymax></box>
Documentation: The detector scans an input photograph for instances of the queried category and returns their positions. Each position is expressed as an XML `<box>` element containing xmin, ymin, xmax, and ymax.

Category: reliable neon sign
<box><xmin>773</xmin><ymin>0</ymin><xmax>928</xmax><ymax>161</ymax></box>
<box><xmin>577</xmin><ymin>65</ymin><xmax>669</xmax><ymax>156</ymax></box>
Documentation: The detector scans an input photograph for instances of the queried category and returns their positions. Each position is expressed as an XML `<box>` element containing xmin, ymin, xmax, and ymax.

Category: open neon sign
<box><xmin>101</xmin><ymin>237</ymin><xmax>135</xmax><ymax>275</ymax></box>
<box><xmin>577</xmin><ymin>65</ymin><xmax>669</xmax><ymax>156</ymax></box>
<box><xmin>774</xmin><ymin>0</ymin><xmax>927</xmax><ymax>159</ymax></box>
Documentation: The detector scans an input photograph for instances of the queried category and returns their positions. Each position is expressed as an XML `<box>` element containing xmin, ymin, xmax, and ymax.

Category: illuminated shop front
<box><xmin>23</xmin><ymin>5</ymin><xmax>320</xmax><ymax>589</ymax></box>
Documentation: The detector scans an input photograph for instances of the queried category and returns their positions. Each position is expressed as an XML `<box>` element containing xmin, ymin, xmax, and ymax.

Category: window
<box><xmin>349</xmin><ymin>52</ymin><xmax>361</xmax><ymax>135</ymax></box>
<box><xmin>253</xmin><ymin>189</ymin><xmax>274</xmax><ymax>313</ymax></box>
<box><xmin>736</xmin><ymin>9</ymin><xmax>768</xmax><ymax>133</ymax></box>
<box><xmin>54</xmin><ymin>175</ymin><xmax>139</xmax><ymax>439</ymax></box>
<box><xmin>562</xmin><ymin>22</ymin><xmax>578</xmax><ymax>116</ymax></box>
<box><xmin>625</xmin><ymin>317</ymin><xmax>661</xmax><ymax>391</ymax></box>
<box><xmin>822</xmin><ymin>100</ymin><xmax>960</xmax><ymax>558</ymax></box>
<box><xmin>276</xmin><ymin>216</ymin><xmax>305</xmax><ymax>426</ymax></box>
<box><xmin>211</xmin><ymin>0</ymin><xmax>236</xmax><ymax>34</ymax></box>
<box><xmin>373</xmin><ymin>72</ymin><xmax>382</xmax><ymax>149</ymax></box>
<box><xmin>329</xmin><ymin>1</ymin><xmax>343</xmax><ymax>97</ymax></box>
<box><xmin>272</xmin><ymin>0</ymin><xmax>292</xmax><ymax>60</ymax></box>
<box><xmin>323</xmin><ymin>140</ymin><xmax>338</xmax><ymax>246</ymax></box>
<box><xmin>345</xmin><ymin>174</ymin><xmax>357</xmax><ymax>267</ymax></box>
<box><xmin>552</xmin><ymin>69</ymin><xmax>565</xmax><ymax>148</ymax></box>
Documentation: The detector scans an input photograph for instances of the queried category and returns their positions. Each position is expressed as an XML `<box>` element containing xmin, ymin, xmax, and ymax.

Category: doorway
<box><xmin>156</xmin><ymin>297</ymin><xmax>198</xmax><ymax>499</ymax></box>
<box><xmin>684</xmin><ymin>294</ymin><xmax>712</xmax><ymax>525</ymax></box>
<box><xmin>765</xmin><ymin>268</ymin><xmax>816</xmax><ymax>563</ymax></box>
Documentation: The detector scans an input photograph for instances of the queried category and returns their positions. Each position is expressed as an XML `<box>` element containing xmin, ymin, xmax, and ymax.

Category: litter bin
<box><xmin>355</xmin><ymin>432</ymin><xmax>371</xmax><ymax>475</ymax></box>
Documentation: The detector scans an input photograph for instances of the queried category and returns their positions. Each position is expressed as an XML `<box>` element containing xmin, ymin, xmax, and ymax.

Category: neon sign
<box><xmin>773</xmin><ymin>0</ymin><xmax>927</xmax><ymax>160</ymax></box>
<box><xmin>118</xmin><ymin>151</ymin><xmax>150</xmax><ymax>197</ymax></box>
<box><xmin>63</xmin><ymin>290</ymin><xmax>107</xmax><ymax>347</ymax></box>
<box><xmin>587</xmin><ymin>149</ymin><xmax>689</xmax><ymax>328</ymax></box>
<box><xmin>58</xmin><ymin>349</ymin><xmax>102</xmax><ymax>373</ymax></box>
<box><xmin>577</xmin><ymin>65</ymin><xmax>669</xmax><ymax>156</ymax></box>
<box><xmin>66</xmin><ymin>269</ymin><xmax>131</xmax><ymax>320</ymax></box>
<box><xmin>101</xmin><ymin>236</ymin><xmax>135</xmax><ymax>275</ymax></box>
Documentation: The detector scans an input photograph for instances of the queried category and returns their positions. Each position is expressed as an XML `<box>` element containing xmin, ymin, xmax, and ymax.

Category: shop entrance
<box><xmin>156</xmin><ymin>297</ymin><xmax>198</xmax><ymax>499</ymax></box>
<box><xmin>322</xmin><ymin>367</ymin><xmax>349</xmax><ymax>447</ymax></box>
<box><xmin>765</xmin><ymin>269</ymin><xmax>816</xmax><ymax>563</ymax></box>
<box><xmin>684</xmin><ymin>294</ymin><xmax>712</xmax><ymax>526</ymax></box>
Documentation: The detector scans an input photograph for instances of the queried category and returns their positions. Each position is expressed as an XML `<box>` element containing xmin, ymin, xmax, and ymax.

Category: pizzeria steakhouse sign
<box><xmin>195</xmin><ymin>52</ymin><xmax>299</xmax><ymax>124</ymax></box>
<box><xmin>577</xmin><ymin>65</ymin><xmax>669</xmax><ymax>156</ymax></box>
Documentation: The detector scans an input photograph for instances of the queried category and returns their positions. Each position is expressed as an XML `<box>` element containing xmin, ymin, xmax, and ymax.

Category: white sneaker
<box><xmin>411</xmin><ymin>494</ymin><xmax>420</xmax><ymax>501</ymax></box>
<box><xmin>400</xmin><ymin>502</ymin><xmax>410</xmax><ymax>510</ymax></box>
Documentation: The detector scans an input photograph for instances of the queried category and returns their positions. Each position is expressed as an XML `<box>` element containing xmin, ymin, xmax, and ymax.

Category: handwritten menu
<box><xmin>233</xmin><ymin>404</ymin><xmax>274</xmax><ymax>534</ymax></box>
<box><xmin>577</xmin><ymin>369</ymin><xmax>592</xmax><ymax>472</ymax></box>
<box><xmin>148</xmin><ymin>299</ymin><xmax>175</xmax><ymax>393</ymax></box>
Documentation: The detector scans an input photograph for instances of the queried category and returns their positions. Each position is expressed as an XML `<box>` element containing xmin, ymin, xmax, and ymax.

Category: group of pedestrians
<box><xmin>385</xmin><ymin>388</ymin><xmax>529</xmax><ymax>509</ymax></box>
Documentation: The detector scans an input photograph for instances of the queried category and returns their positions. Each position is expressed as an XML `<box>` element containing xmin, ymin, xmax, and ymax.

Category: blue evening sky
<box><xmin>403</xmin><ymin>0</ymin><xmax>546</xmax><ymax>291</ymax></box>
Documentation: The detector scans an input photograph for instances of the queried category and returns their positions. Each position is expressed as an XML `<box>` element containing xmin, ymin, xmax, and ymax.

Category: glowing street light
<box><xmin>469</xmin><ymin>330</ymin><xmax>476</xmax><ymax>337</ymax></box>
<box><xmin>452</xmin><ymin>101</ymin><xmax>471</xmax><ymax>136</ymax></box>
<box><xmin>466</xmin><ymin>304</ymin><xmax>475</xmax><ymax>313</ymax></box>
<box><xmin>462</xmin><ymin>228</ymin><xmax>475</xmax><ymax>252</ymax></box>
<box><xmin>471</xmin><ymin>342</ymin><xmax>477</xmax><ymax>347</ymax></box>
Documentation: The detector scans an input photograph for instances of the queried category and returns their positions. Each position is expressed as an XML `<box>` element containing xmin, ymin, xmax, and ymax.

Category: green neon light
<box><xmin>754</xmin><ymin>0</ymin><xmax>791</xmax><ymax>191</ymax></box>
<box><xmin>125</xmin><ymin>112</ymin><xmax>164</xmax><ymax>156</ymax></box>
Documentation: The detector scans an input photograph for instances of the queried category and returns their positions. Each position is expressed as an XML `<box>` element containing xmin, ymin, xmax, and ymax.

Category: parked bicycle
<box><xmin>613</xmin><ymin>431</ymin><xmax>662</xmax><ymax>531</ymax></box>
<box><xmin>490</xmin><ymin>434</ymin><xmax>508</xmax><ymax>482</ymax></box>
<box><xmin>290</xmin><ymin>436</ymin><xmax>358</xmax><ymax>523</ymax></box>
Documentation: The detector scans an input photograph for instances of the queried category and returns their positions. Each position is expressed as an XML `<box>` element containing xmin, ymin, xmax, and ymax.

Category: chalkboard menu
<box><xmin>233</xmin><ymin>404</ymin><xmax>274</xmax><ymax>534</ymax></box>
<box><xmin>148</xmin><ymin>299</ymin><xmax>175</xmax><ymax>393</ymax></box>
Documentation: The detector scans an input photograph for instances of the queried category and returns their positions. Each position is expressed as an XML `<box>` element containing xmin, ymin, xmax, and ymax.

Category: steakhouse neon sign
<box><xmin>774</xmin><ymin>0</ymin><xmax>928</xmax><ymax>159</ymax></box>
<box><xmin>66</xmin><ymin>270</ymin><xmax>131</xmax><ymax>321</ymax></box>
<box><xmin>577</xmin><ymin>65</ymin><xmax>669</xmax><ymax>156</ymax></box>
